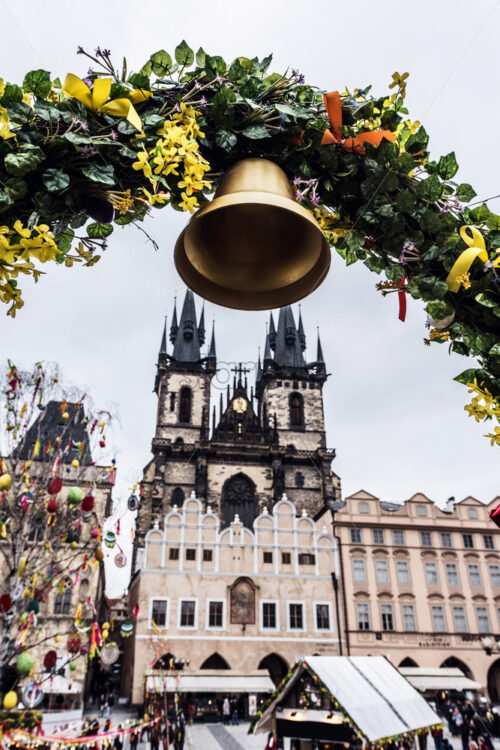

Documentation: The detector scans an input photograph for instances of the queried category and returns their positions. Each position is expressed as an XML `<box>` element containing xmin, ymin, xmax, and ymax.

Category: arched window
<box><xmin>179</xmin><ymin>387</ymin><xmax>192</xmax><ymax>424</ymax></box>
<box><xmin>289</xmin><ymin>392</ymin><xmax>304</xmax><ymax>427</ymax></box>
<box><xmin>54</xmin><ymin>581</ymin><xmax>72</xmax><ymax>615</ymax></box>
<box><xmin>171</xmin><ymin>487</ymin><xmax>184</xmax><ymax>507</ymax></box>
<box><xmin>222</xmin><ymin>473</ymin><xmax>256</xmax><ymax>529</ymax></box>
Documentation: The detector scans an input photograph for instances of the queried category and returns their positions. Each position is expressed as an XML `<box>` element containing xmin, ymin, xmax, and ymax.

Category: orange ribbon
<box><xmin>321</xmin><ymin>91</ymin><xmax>396</xmax><ymax>154</ymax></box>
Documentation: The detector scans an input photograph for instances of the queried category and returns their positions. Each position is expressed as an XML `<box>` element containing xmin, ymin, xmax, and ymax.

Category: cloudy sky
<box><xmin>2</xmin><ymin>0</ymin><xmax>499</xmax><ymax>522</ymax></box>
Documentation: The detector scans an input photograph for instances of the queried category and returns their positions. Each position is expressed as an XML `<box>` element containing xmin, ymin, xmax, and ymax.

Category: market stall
<box><xmin>251</xmin><ymin>656</ymin><xmax>441</xmax><ymax>749</ymax></box>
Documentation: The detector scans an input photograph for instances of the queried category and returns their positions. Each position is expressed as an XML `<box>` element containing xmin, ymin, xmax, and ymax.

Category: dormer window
<box><xmin>183</xmin><ymin>320</ymin><xmax>194</xmax><ymax>340</ymax></box>
<box><xmin>285</xmin><ymin>326</ymin><xmax>295</xmax><ymax>345</ymax></box>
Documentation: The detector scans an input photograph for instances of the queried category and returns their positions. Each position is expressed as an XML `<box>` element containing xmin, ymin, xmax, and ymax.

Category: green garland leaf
<box><xmin>22</xmin><ymin>69</ymin><xmax>52</xmax><ymax>98</ymax></box>
<box><xmin>43</xmin><ymin>168</ymin><xmax>70</xmax><ymax>194</ymax></box>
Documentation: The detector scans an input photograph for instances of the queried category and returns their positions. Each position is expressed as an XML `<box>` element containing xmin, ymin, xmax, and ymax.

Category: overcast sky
<box><xmin>2</xmin><ymin>0</ymin><xmax>499</xmax><ymax>524</ymax></box>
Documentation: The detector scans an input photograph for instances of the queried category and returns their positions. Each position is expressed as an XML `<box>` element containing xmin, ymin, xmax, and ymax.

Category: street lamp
<box><xmin>325</xmin><ymin>500</ymin><xmax>348</xmax><ymax>656</ymax></box>
<box><xmin>481</xmin><ymin>637</ymin><xmax>497</xmax><ymax>656</ymax></box>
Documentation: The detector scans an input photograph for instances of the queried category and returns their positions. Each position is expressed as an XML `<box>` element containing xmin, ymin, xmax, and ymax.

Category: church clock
<box><xmin>233</xmin><ymin>396</ymin><xmax>247</xmax><ymax>414</ymax></box>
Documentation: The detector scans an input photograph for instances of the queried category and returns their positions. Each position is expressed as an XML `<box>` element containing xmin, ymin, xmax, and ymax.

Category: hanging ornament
<box><xmin>120</xmin><ymin>621</ymin><xmax>134</xmax><ymax>638</ymax></box>
<box><xmin>16</xmin><ymin>652</ymin><xmax>34</xmax><ymax>675</ymax></box>
<box><xmin>67</xmin><ymin>486</ymin><xmax>83</xmax><ymax>505</ymax></box>
<box><xmin>127</xmin><ymin>494</ymin><xmax>139</xmax><ymax>511</ymax></box>
<box><xmin>71</xmin><ymin>459</ymin><xmax>79</xmax><ymax>469</ymax></box>
<box><xmin>3</xmin><ymin>690</ymin><xmax>17</xmax><ymax>710</ymax></box>
<box><xmin>114</xmin><ymin>553</ymin><xmax>127</xmax><ymax>568</ymax></box>
<box><xmin>104</xmin><ymin>531</ymin><xmax>116</xmax><ymax>548</ymax></box>
<box><xmin>69</xmin><ymin>661</ymin><xmax>77</xmax><ymax>671</ymax></box>
<box><xmin>0</xmin><ymin>474</ymin><xmax>12</xmax><ymax>491</ymax></box>
<box><xmin>82</xmin><ymin>495</ymin><xmax>94</xmax><ymax>521</ymax></box>
<box><xmin>47</xmin><ymin>498</ymin><xmax>58</xmax><ymax>513</ymax></box>
<box><xmin>95</xmin><ymin>548</ymin><xmax>104</xmax><ymax>562</ymax></box>
<box><xmin>67</xmin><ymin>635</ymin><xmax>81</xmax><ymax>654</ymax></box>
<box><xmin>101</xmin><ymin>643</ymin><xmax>120</xmax><ymax>665</ymax></box>
<box><xmin>48</xmin><ymin>477</ymin><xmax>63</xmax><ymax>495</ymax></box>
<box><xmin>43</xmin><ymin>650</ymin><xmax>57</xmax><ymax>671</ymax></box>
<box><xmin>27</xmin><ymin>599</ymin><xmax>39</xmax><ymax>614</ymax></box>
<box><xmin>62</xmin><ymin>411</ymin><xmax>69</xmax><ymax>420</ymax></box>
<box><xmin>0</xmin><ymin>594</ymin><xmax>12</xmax><ymax>612</ymax></box>
<box><xmin>22</xmin><ymin>681</ymin><xmax>44</xmax><ymax>708</ymax></box>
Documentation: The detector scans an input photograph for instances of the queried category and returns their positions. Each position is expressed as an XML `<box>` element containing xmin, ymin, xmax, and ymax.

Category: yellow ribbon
<box><xmin>446</xmin><ymin>225</ymin><xmax>500</xmax><ymax>292</ymax></box>
<box><xmin>62</xmin><ymin>74</ymin><xmax>151</xmax><ymax>131</ymax></box>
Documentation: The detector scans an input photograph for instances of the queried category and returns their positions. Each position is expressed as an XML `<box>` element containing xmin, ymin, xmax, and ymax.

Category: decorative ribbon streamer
<box><xmin>446</xmin><ymin>225</ymin><xmax>500</xmax><ymax>292</ymax></box>
<box><xmin>398</xmin><ymin>275</ymin><xmax>408</xmax><ymax>322</ymax></box>
<box><xmin>321</xmin><ymin>91</ymin><xmax>396</xmax><ymax>154</ymax></box>
<box><xmin>62</xmin><ymin>75</ymin><xmax>151</xmax><ymax>132</ymax></box>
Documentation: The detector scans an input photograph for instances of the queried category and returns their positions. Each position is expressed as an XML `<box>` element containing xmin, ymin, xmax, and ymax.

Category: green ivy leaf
<box><xmin>175</xmin><ymin>40</ymin><xmax>194</xmax><ymax>68</ymax></box>
<box><xmin>437</xmin><ymin>152</ymin><xmax>458</xmax><ymax>179</ymax></box>
<box><xmin>4</xmin><ymin>178</ymin><xmax>27</xmax><ymax>200</ymax></box>
<box><xmin>228</xmin><ymin>59</ymin><xmax>248</xmax><ymax>86</ymax></box>
<box><xmin>55</xmin><ymin>228</ymin><xmax>74</xmax><ymax>253</ymax></box>
<box><xmin>64</xmin><ymin>132</ymin><xmax>92</xmax><ymax>145</ymax></box>
<box><xmin>128</xmin><ymin>73</ymin><xmax>150</xmax><ymax>89</ymax></box>
<box><xmin>0</xmin><ymin>83</ymin><xmax>23</xmax><ymax>105</ymax></box>
<box><xmin>139</xmin><ymin>60</ymin><xmax>152</xmax><ymax>78</ymax></box>
<box><xmin>415</xmin><ymin>173</ymin><xmax>443</xmax><ymax>203</ymax></box>
<box><xmin>215</xmin><ymin>130</ymin><xmax>237</xmax><ymax>150</ymax></box>
<box><xmin>82</xmin><ymin>163</ymin><xmax>116</xmax><ymax>185</ymax></box>
<box><xmin>33</xmin><ymin>100</ymin><xmax>62</xmax><ymax>121</ymax></box>
<box><xmin>455</xmin><ymin>183</ymin><xmax>477</xmax><ymax>203</ymax></box>
<box><xmin>395</xmin><ymin>190</ymin><xmax>416</xmax><ymax>212</ymax></box>
<box><xmin>410</xmin><ymin>275</ymin><xmax>449</xmax><ymax>301</ymax></box>
<box><xmin>22</xmin><ymin>69</ymin><xmax>52</xmax><ymax>98</ymax></box>
<box><xmin>205</xmin><ymin>55</ymin><xmax>226</xmax><ymax>77</ymax></box>
<box><xmin>43</xmin><ymin>168</ymin><xmax>70</xmax><ymax>193</ymax></box>
<box><xmin>453</xmin><ymin>368</ymin><xmax>481</xmax><ymax>386</ymax></box>
<box><xmin>241</xmin><ymin>124</ymin><xmax>270</xmax><ymax>139</ymax></box>
<box><xmin>87</xmin><ymin>222</ymin><xmax>114</xmax><ymax>239</ymax></box>
<box><xmin>490</xmin><ymin>343</ymin><xmax>500</xmax><ymax>358</ymax></box>
<box><xmin>195</xmin><ymin>47</ymin><xmax>206</xmax><ymax>68</ymax></box>
<box><xmin>475</xmin><ymin>293</ymin><xmax>499</xmax><ymax>308</ymax></box>
<box><xmin>426</xmin><ymin>300</ymin><xmax>454</xmax><ymax>321</ymax></box>
<box><xmin>4</xmin><ymin>144</ymin><xmax>45</xmax><ymax>176</ymax></box>
<box><xmin>150</xmin><ymin>50</ymin><xmax>173</xmax><ymax>77</ymax></box>
<box><xmin>0</xmin><ymin>191</ymin><xmax>14</xmax><ymax>213</ymax></box>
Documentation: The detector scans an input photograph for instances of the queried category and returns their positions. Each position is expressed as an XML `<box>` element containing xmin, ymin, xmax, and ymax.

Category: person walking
<box><xmin>231</xmin><ymin>700</ymin><xmax>238</xmax><ymax>726</ymax></box>
<box><xmin>130</xmin><ymin>728</ymin><xmax>139</xmax><ymax>750</ymax></box>
<box><xmin>222</xmin><ymin>697</ymin><xmax>230</xmax><ymax>726</ymax></box>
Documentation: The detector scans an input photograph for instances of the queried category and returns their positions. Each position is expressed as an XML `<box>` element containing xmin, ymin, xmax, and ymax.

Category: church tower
<box><xmin>136</xmin><ymin>290</ymin><xmax>216</xmax><ymax>543</ymax></box>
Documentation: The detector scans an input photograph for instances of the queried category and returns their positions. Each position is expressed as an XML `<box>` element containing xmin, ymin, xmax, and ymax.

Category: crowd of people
<box><xmin>434</xmin><ymin>697</ymin><xmax>500</xmax><ymax>750</ymax></box>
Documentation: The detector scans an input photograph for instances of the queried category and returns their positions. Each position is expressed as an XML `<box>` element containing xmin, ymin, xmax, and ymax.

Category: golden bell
<box><xmin>174</xmin><ymin>158</ymin><xmax>331</xmax><ymax>310</ymax></box>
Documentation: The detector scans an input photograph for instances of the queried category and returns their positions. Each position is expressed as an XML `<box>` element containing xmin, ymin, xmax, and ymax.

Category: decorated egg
<box><xmin>16</xmin><ymin>652</ymin><xmax>34</xmax><ymax>675</ymax></box>
<box><xmin>0</xmin><ymin>594</ymin><xmax>12</xmax><ymax>613</ymax></box>
<box><xmin>69</xmin><ymin>661</ymin><xmax>77</xmax><ymax>671</ymax></box>
<box><xmin>71</xmin><ymin>459</ymin><xmax>79</xmax><ymax>469</ymax></box>
<box><xmin>0</xmin><ymin>474</ymin><xmax>12</xmax><ymax>491</ymax></box>
<box><xmin>120</xmin><ymin>621</ymin><xmax>134</xmax><ymax>638</ymax></box>
<box><xmin>43</xmin><ymin>650</ymin><xmax>57</xmax><ymax>670</ymax></box>
<box><xmin>67</xmin><ymin>487</ymin><xmax>83</xmax><ymax>505</ymax></box>
<box><xmin>95</xmin><ymin>548</ymin><xmax>104</xmax><ymax>562</ymax></box>
<box><xmin>91</xmin><ymin>529</ymin><xmax>99</xmax><ymax>538</ymax></box>
<box><xmin>67</xmin><ymin>636</ymin><xmax>81</xmax><ymax>654</ymax></box>
<box><xmin>3</xmin><ymin>690</ymin><xmax>17</xmax><ymax>709</ymax></box>
<box><xmin>47</xmin><ymin>498</ymin><xmax>58</xmax><ymax>513</ymax></box>
<box><xmin>48</xmin><ymin>477</ymin><xmax>63</xmax><ymax>495</ymax></box>
<box><xmin>104</xmin><ymin>531</ymin><xmax>116</xmax><ymax>549</ymax></box>
<box><xmin>27</xmin><ymin>600</ymin><xmax>39</xmax><ymax>614</ymax></box>
<box><xmin>99</xmin><ymin>440</ymin><xmax>105</xmax><ymax>448</ymax></box>
<box><xmin>62</xmin><ymin>411</ymin><xmax>69</xmax><ymax>419</ymax></box>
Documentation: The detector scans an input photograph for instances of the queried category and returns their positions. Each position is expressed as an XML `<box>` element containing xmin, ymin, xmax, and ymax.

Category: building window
<box><xmin>316</xmin><ymin>604</ymin><xmax>330</xmax><ymax>630</ymax></box>
<box><xmin>359</xmin><ymin>502</ymin><xmax>370</xmax><ymax>514</ymax></box>
<box><xmin>298</xmin><ymin>553</ymin><xmax>315</xmax><ymax>565</ymax></box>
<box><xmin>468</xmin><ymin>508</ymin><xmax>478</xmax><ymax>520</ymax></box>
<box><xmin>421</xmin><ymin>532</ymin><xmax>432</xmax><ymax>547</ymax></box>
<box><xmin>393</xmin><ymin>530</ymin><xmax>405</xmax><ymax>546</ymax></box>
<box><xmin>373</xmin><ymin>529</ymin><xmax>385</xmax><ymax>545</ymax></box>
<box><xmin>452</xmin><ymin>606</ymin><xmax>468</xmax><ymax>633</ymax></box>
<box><xmin>263</xmin><ymin>551</ymin><xmax>273</xmax><ymax>564</ymax></box>
<box><xmin>441</xmin><ymin>533</ymin><xmax>453</xmax><ymax>548</ymax></box>
<box><xmin>171</xmin><ymin>487</ymin><xmax>184</xmax><ymax>507</ymax></box>
<box><xmin>281</xmin><ymin>552</ymin><xmax>291</xmax><ymax>565</ymax></box>
<box><xmin>357</xmin><ymin>603</ymin><xmax>370</xmax><ymax>630</ymax></box>
<box><xmin>476</xmin><ymin>606</ymin><xmax>491</xmax><ymax>633</ymax></box>
<box><xmin>203</xmin><ymin>549</ymin><xmax>213</xmax><ymax>562</ymax></box>
<box><xmin>179</xmin><ymin>600</ymin><xmax>196</xmax><ymax>627</ymax></box>
<box><xmin>169</xmin><ymin>393</ymin><xmax>176</xmax><ymax>411</ymax></box>
<box><xmin>151</xmin><ymin>599</ymin><xmax>168</xmax><ymax>628</ymax></box>
<box><xmin>396</xmin><ymin>560</ymin><xmax>410</xmax><ymax>584</ymax></box>
<box><xmin>416</xmin><ymin>505</ymin><xmax>427</xmax><ymax>517</ymax></box>
<box><xmin>350</xmin><ymin>529</ymin><xmax>362</xmax><ymax>544</ymax></box>
<box><xmin>463</xmin><ymin>534</ymin><xmax>475</xmax><ymax>549</ymax></box>
<box><xmin>425</xmin><ymin>562</ymin><xmax>439</xmax><ymax>585</ymax></box>
<box><xmin>54</xmin><ymin>584</ymin><xmax>72</xmax><ymax>615</ymax></box>
<box><xmin>375</xmin><ymin>560</ymin><xmax>389</xmax><ymax>584</ymax></box>
<box><xmin>289</xmin><ymin>603</ymin><xmax>304</xmax><ymax>630</ymax></box>
<box><xmin>380</xmin><ymin>604</ymin><xmax>394</xmax><ymax>631</ymax></box>
<box><xmin>289</xmin><ymin>392</ymin><xmax>304</xmax><ymax>427</ymax></box>
<box><xmin>208</xmin><ymin>601</ymin><xmax>224</xmax><ymax>628</ymax></box>
<box><xmin>431</xmin><ymin>605</ymin><xmax>446</xmax><ymax>633</ymax></box>
<box><xmin>179</xmin><ymin>386</ymin><xmax>192</xmax><ymax>423</ymax></box>
<box><xmin>186</xmin><ymin>548</ymin><xmax>196</xmax><ymax>561</ymax></box>
<box><xmin>445</xmin><ymin>563</ymin><xmax>459</xmax><ymax>586</ymax></box>
<box><xmin>262</xmin><ymin>602</ymin><xmax>277</xmax><ymax>629</ymax></box>
<box><xmin>484</xmin><ymin>535</ymin><xmax>495</xmax><ymax>550</ymax></box>
<box><xmin>295</xmin><ymin>472</ymin><xmax>304</xmax><ymax>488</ymax></box>
<box><xmin>169</xmin><ymin>548</ymin><xmax>179</xmax><ymax>560</ymax></box>
<box><xmin>402</xmin><ymin>604</ymin><xmax>417</xmax><ymax>632</ymax></box>
<box><xmin>468</xmin><ymin>564</ymin><xmax>482</xmax><ymax>587</ymax></box>
<box><xmin>352</xmin><ymin>559</ymin><xmax>366</xmax><ymax>583</ymax></box>
<box><xmin>489</xmin><ymin>565</ymin><xmax>500</xmax><ymax>587</ymax></box>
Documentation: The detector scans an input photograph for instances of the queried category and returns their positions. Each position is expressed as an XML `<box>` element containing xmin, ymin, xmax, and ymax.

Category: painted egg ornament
<box><xmin>3</xmin><ymin>690</ymin><xmax>17</xmax><ymax>710</ymax></box>
<box><xmin>43</xmin><ymin>650</ymin><xmax>57</xmax><ymax>670</ymax></box>
<box><xmin>16</xmin><ymin>652</ymin><xmax>34</xmax><ymax>675</ymax></box>
<box><xmin>69</xmin><ymin>661</ymin><xmax>77</xmax><ymax>671</ymax></box>
<box><xmin>95</xmin><ymin>548</ymin><xmax>104</xmax><ymax>562</ymax></box>
<box><xmin>67</xmin><ymin>636</ymin><xmax>81</xmax><ymax>654</ymax></box>
<box><xmin>82</xmin><ymin>495</ymin><xmax>94</xmax><ymax>512</ymax></box>
<box><xmin>48</xmin><ymin>477</ymin><xmax>63</xmax><ymax>495</ymax></box>
<box><xmin>82</xmin><ymin>512</ymin><xmax>92</xmax><ymax>522</ymax></box>
<box><xmin>71</xmin><ymin>459</ymin><xmax>79</xmax><ymax>469</ymax></box>
<box><xmin>47</xmin><ymin>498</ymin><xmax>58</xmax><ymax>513</ymax></box>
<box><xmin>101</xmin><ymin>644</ymin><xmax>120</xmax><ymax>665</ymax></box>
<box><xmin>127</xmin><ymin>495</ymin><xmax>139</xmax><ymax>512</ymax></box>
<box><xmin>104</xmin><ymin>531</ymin><xmax>116</xmax><ymax>549</ymax></box>
<box><xmin>115</xmin><ymin>553</ymin><xmax>127</xmax><ymax>568</ymax></box>
<box><xmin>120</xmin><ymin>621</ymin><xmax>134</xmax><ymax>638</ymax></box>
<box><xmin>67</xmin><ymin>486</ymin><xmax>83</xmax><ymax>505</ymax></box>
<box><xmin>99</xmin><ymin>440</ymin><xmax>105</xmax><ymax>448</ymax></box>
<box><xmin>62</xmin><ymin>411</ymin><xmax>69</xmax><ymax>420</ymax></box>
<box><xmin>91</xmin><ymin>529</ymin><xmax>99</xmax><ymax>538</ymax></box>
<box><xmin>22</xmin><ymin>682</ymin><xmax>44</xmax><ymax>708</ymax></box>
<box><xmin>0</xmin><ymin>594</ymin><xmax>12</xmax><ymax>612</ymax></box>
<box><xmin>0</xmin><ymin>474</ymin><xmax>12</xmax><ymax>491</ymax></box>
<box><xmin>27</xmin><ymin>599</ymin><xmax>39</xmax><ymax>614</ymax></box>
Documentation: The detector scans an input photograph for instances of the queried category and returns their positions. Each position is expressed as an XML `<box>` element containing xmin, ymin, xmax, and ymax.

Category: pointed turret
<box><xmin>172</xmin><ymin>290</ymin><xmax>201</xmax><ymax>362</ymax></box>
<box><xmin>269</xmin><ymin>313</ymin><xmax>277</xmax><ymax>351</ymax></box>
<box><xmin>208</xmin><ymin>322</ymin><xmax>216</xmax><ymax>360</ymax></box>
<box><xmin>198</xmin><ymin>304</ymin><xmax>206</xmax><ymax>347</ymax></box>
<box><xmin>298</xmin><ymin>308</ymin><xmax>306</xmax><ymax>352</ymax></box>
<box><xmin>317</xmin><ymin>331</ymin><xmax>325</xmax><ymax>364</ymax></box>
<box><xmin>273</xmin><ymin>306</ymin><xmax>305</xmax><ymax>368</ymax></box>
<box><xmin>159</xmin><ymin>317</ymin><xmax>167</xmax><ymax>357</ymax></box>
<box><xmin>263</xmin><ymin>333</ymin><xmax>273</xmax><ymax>362</ymax></box>
<box><xmin>170</xmin><ymin>299</ymin><xmax>178</xmax><ymax>344</ymax></box>
<box><xmin>256</xmin><ymin>352</ymin><xmax>262</xmax><ymax>383</ymax></box>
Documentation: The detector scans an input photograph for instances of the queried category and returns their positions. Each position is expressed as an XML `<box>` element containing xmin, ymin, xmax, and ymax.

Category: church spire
<box><xmin>159</xmin><ymin>316</ymin><xmax>167</xmax><ymax>357</ymax></box>
<box><xmin>298</xmin><ymin>307</ymin><xmax>306</xmax><ymax>352</ymax></box>
<box><xmin>208</xmin><ymin>321</ymin><xmax>216</xmax><ymax>359</ymax></box>
<box><xmin>263</xmin><ymin>333</ymin><xmax>272</xmax><ymax>362</ymax></box>
<box><xmin>198</xmin><ymin>304</ymin><xmax>206</xmax><ymax>347</ymax></box>
<box><xmin>273</xmin><ymin>306</ymin><xmax>305</xmax><ymax>368</ymax></box>
<box><xmin>269</xmin><ymin>312</ymin><xmax>277</xmax><ymax>351</ymax></box>
<box><xmin>170</xmin><ymin>298</ymin><xmax>178</xmax><ymax>344</ymax></box>
<box><xmin>317</xmin><ymin>330</ymin><xmax>325</xmax><ymax>364</ymax></box>
<box><xmin>172</xmin><ymin>289</ymin><xmax>201</xmax><ymax>362</ymax></box>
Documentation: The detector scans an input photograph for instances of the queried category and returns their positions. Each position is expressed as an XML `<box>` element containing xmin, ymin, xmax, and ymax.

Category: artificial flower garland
<box><xmin>0</xmin><ymin>44</ymin><xmax>498</xmax><ymax>440</ymax></box>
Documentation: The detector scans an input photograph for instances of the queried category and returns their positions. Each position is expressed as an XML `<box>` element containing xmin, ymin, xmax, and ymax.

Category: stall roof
<box><xmin>146</xmin><ymin>669</ymin><xmax>274</xmax><ymax>694</ymax></box>
<box><xmin>42</xmin><ymin>675</ymin><xmax>83</xmax><ymax>695</ymax></box>
<box><xmin>399</xmin><ymin>668</ymin><xmax>482</xmax><ymax>691</ymax></box>
<box><xmin>253</xmin><ymin>656</ymin><xmax>440</xmax><ymax>741</ymax></box>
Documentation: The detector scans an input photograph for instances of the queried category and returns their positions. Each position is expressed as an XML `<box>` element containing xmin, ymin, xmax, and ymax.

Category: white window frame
<box><xmin>356</xmin><ymin>602</ymin><xmax>371</xmax><ymax>630</ymax></box>
<box><xmin>416</xmin><ymin>505</ymin><xmax>427</xmax><ymax>517</ymax></box>
<box><xmin>206</xmin><ymin>598</ymin><xmax>225</xmax><ymax>631</ymax></box>
<box><xmin>287</xmin><ymin>600</ymin><xmax>306</xmax><ymax>632</ymax></box>
<box><xmin>468</xmin><ymin>563</ymin><xmax>482</xmax><ymax>587</ymax></box>
<box><xmin>452</xmin><ymin>605</ymin><xmax>468</xmax><ymax>634</ymax></box>
<box><xmin>380</xmin><ymin>603</ymin><xmax>395</xmax><ymax>632</ymax></box>
<box><xmin>352</xmin><ymin>558</ymin><xmax>366</xmax><ymax>583</ymax></box>
<box><xmin>260</xmin><ymin>599</ymin><xmax>279</xmax><ymax>632</ymax></box>
<box><xmin>149</xmin><ymin>597</ymin><xmax>170</xmax><ymax>630</ymax></box>
<box><xmin>314</xmin><ymin>601</ymin><xmax>333</xmax><ymax>633</ymax></box>
<box><xmin>476</xmin><ymin>606</ymin><xmax>491</xmax><ymax>633</ymax></box>
<box><xmin>489</xmin><ymin>565</ymin><xmax>500</xmax><ymax>587</ymax></box>
<box><xmin>350</xmin><ymin>528</ymin><xmax>362</xmax><ymax>544</ymax></box>
<box><xmin>431</xmin><ymin>604</ymin><xmax>447</xmax><ymax>633</ymax></box>
<box><xmin>425</xmin><ymin>562</ymin><xmax>439</xmax><ymax>585</ymax></box>
<box><xmin>375</xmin><ymin>559</ymin><xmax>390</xmax><ymax>584</ymax></box>
<box><xmin>441</xmin><ymin>533</ymin><xmax>453</xmax><ymax>548</ymax></box>
<box><xmin>401</xmin><ymin>603</ymin><xmax>417</xmax><ymax>632</ymax></box>
<box><xmin>359</xmin><ymin>502</ymin><xmax>370</xmax><ymax>514</ymax></box>
<box><xmin>445</xmin><ymin>563</ymin><xmax>459</xmax><ymax>586</ymax></box>
<box><xmin>468</xmin><ymin>508</ymin><xmax>478</xmax><ymax>519</ymax></box>
<box><xmin>393</xmin><ymin>530</ymin><xmax>405</xmax><ymax>546</ymax></box>
<box><xmin>396</xmin><ymin>560</ymin><xmax>410</xmax><ymax>584</ymax></box>
<box><xmin>178</xmin><ymin>597</ymin><xmax>198</xmax><ymax>630</ymax></box>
